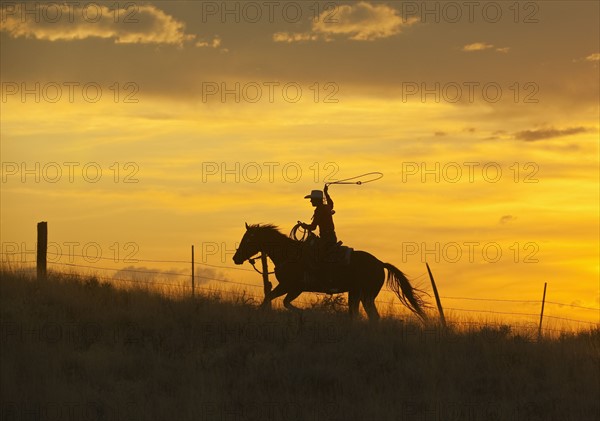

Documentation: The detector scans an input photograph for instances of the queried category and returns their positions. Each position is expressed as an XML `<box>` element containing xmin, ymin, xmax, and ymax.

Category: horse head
<box><xmin>232</xmin><ymin>223</ymin><xmax>262</xmax><ymax>264</ymax></box>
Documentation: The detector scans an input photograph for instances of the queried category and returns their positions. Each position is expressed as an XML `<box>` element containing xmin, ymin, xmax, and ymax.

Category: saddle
<box><xmin>326</xmin><ymin>241</ymin><xmax>353</xmax><ymax>266</ymax></box>
<box><xmin>302</xmin><ymin>234</ymin><xmax>353</xmax><ymax>270</ymax></box>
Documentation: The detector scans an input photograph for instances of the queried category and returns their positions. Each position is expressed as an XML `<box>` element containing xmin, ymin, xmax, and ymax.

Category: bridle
<box><xmin>246</xmin><ymin>254</ymin><xmax>275</xmax><ymax>275</ymax></box>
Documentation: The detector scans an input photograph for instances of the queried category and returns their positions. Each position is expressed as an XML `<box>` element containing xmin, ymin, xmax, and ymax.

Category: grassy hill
<box><xmin>1</xmin><ymin>269</ymin><xmax>598</xmax><ymax>421</ymax></box>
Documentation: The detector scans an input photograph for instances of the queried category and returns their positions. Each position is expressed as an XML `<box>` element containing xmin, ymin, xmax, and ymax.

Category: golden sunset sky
<box><xmin>1</xmin><ymin>1</ymin><xmax>598</xmax><ymax>326</ymax></box>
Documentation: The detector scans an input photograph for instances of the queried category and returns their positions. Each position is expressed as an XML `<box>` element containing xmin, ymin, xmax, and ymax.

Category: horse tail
<box><xmin>383</xmin><ymin>262</ymin><xmax>427</xmax><ymax>321</ymax></box>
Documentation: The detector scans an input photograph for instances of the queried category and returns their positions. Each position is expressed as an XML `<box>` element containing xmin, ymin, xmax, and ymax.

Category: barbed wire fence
<box><xmin>2</xmin><ymin>247</ymin><xmax>598</xmax><ymax>337</ymax></box>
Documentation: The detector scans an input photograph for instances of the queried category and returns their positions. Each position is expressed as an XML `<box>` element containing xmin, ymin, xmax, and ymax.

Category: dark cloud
<box><xmin>0</xmin><ymin>0</ymin><xmax>597</xmax><ymax>112</ymax></box>
<box><xmin>114</xmin><ymin>265</ymin><xmax>216</xmax><ymax>285</ymax></box>
<box><xmin>514</xmin><ymin>127</ymin><xmax>589</xmax><ymax>141</ymax></box>
<box><xmin>113</xmin><ymin>265</ymin><xmax>186</xmax><ymax>283</ymax></box>
<box><xmin>499</xmin><ymin>215</ymin><xmax>516</xmax><ymax>224</ymax></box>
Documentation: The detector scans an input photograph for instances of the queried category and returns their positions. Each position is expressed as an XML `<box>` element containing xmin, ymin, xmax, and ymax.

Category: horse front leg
<box><xmin>283</xmin><ymin>289</ymin><xmax>303</xmax><ymax>312</ymax></box>
<box><xmin>260</xmin><ymin>284</ymin><xmax>288</xmax><ymax>309</ymax></box>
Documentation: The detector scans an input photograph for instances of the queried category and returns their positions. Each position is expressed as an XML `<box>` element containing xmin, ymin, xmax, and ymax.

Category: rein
<box><xmin>247</xmin><ymin>254</ymin><xmax>275</xmax><ymax>275</ymax></box>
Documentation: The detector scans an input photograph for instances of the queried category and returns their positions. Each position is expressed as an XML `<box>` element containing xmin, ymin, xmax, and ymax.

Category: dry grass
<box><xmin>1</xmin><ymin>268</ymin><xmax>599</xmax><ymax>421</ymax></box>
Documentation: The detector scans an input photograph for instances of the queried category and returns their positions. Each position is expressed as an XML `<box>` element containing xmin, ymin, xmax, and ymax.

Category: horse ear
<box><xmin>245</xmin><ymin>222</ymin><xmax>249</xmax><ymax>229</ymax></box>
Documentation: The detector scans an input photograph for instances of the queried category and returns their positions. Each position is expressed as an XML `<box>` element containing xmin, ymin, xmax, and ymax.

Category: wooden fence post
<box><xmin>261</xmin><ymin>254</ymin><xmax>272</xmax><ymax>307</ymax></box>
<box><xmin>538</xmin><ymin>282</ymin><xmax>547</xmax><ymax>339</ymax></box>
<box><xmin>37</xmin><ymin>221</ymin><xmax>47</xmax><ymax>281</ymax></box>
<box><xmin>191</xmin><ymin>245</ymin><xmax>195</xmax><ymax>297</ymax></box>
<box><xmin>426</xmin><ymin>262</ymin><xmax>446</xmax><ymax>328</ymax></box>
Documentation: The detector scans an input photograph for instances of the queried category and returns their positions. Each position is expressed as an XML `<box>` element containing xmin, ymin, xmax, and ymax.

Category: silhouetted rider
<box><xmin>301</xmin><ymin>185</ymin><xmax>337</xmax><ymax>246</ymax></box>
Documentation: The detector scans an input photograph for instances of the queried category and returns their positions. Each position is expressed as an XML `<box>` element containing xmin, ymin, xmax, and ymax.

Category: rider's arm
<box><xmin>324</xmin><ymin>186</ymin><xmax>333</xmax><ymax>209</ymax></box>
<box><xmin>304</xmin><ymin>210</ymin><xmax>319</xmax><ymax>230</ymax></box>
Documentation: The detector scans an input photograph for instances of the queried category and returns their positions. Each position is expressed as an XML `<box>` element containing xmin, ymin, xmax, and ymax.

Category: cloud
<box><xmin>499</xmin><ymin>215</ymin><xmax>516</xmax><ymax>224</ymax></box>
<box><xmin>113</xmin><ymin>266</ymin><xmax>187</xmax><ymax>283</ymax></box>
<box><xmin>114</xmin><ymin>265</ymin><xmax>217</xmax><ymax>285</ymax></box>
<box><xmin>196</xmin><ymin>36</ymin><xmax>222</xmax><ymax>48</ymax></box>
<box><xmin>462</xmin><ymin>42</ymin><xmax>509</xmax><ymax>53</ymax></box>
<box><xmin>0</xmin><ymin>4</ymin><xmax>195</xmax><ymax>45</ymax></box>
<box><xmin>314</xmin><ymin>2</ymin><xmax>415</xmax><ymax>41</ymax></box>
<box><xmin>462</xmin><ymin>42</ymin><xmax>493</xmax><ymax>52</ymax></box>
<box><xmin>572</xmin><ymin>52</ymin><xmax>599</xmax><ymax>65</ymax></box>
<box><xmin>273</xmin><ymin>2</ymin><xmax>416</xmax><ymax>43</ymax></box>
<box><xmin>513</xmin><ymin>127</ymin><xmax>589</xmax><ymax>141</ymax></box>
<box><xmin>273</xmin><ymin>32</ymin><xmax>319</xmax><ymax>43</ymax></box>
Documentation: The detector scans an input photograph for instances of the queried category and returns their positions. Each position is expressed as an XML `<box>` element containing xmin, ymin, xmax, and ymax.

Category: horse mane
<box><xmin>248</xmin><ymin>223</ymin><xmax>292</xmax><ymax>242</ymax></box>
<box><xmin>248</xmin><ymin>223</ymin><xmax>279</xmax><ymax>230</ymax></box>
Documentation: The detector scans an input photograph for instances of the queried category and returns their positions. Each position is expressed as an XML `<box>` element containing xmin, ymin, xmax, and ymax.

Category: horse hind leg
<box><xmin>348</xmin><ymin>290</ymin><xmax>360</xmax><ymax>319</ymax></box>
<box><xmin>362</xmin><ymin>296</ymin><xmax>380</xmax><ymax>322</ymax></box>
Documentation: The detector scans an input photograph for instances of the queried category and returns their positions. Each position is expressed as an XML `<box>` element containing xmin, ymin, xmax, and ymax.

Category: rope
<box><xmin>289</xmin><ymin>222</ymin><xmax>311</xmax><ymax>242</ymax></box>
<box><xmin>247</xmin><ymin>255</ymin><xmax>275</xmax><ymax>275</ymax></box>
<box><xmin>325</xmin><ymin>172</ymin><xmax>383</xmax><ymax>186</ymax></box>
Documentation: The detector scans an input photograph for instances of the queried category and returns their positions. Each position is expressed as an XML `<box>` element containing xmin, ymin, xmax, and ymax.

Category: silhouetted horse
<box><xmin>233</xmin><ymin>223</ymin><xmax>427</xmax><ymax>321</ymax></box>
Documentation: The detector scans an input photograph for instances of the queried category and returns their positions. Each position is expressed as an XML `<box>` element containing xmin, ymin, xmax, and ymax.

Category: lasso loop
<box><xmin>325</xmin><ymin>171</ymin><xmax>383</xmax><ymax>186</ymax></box>
<box><xmin>290</xmin><ymin>222</ymin><xmax>311</xmax><ymax>242</ymax></box>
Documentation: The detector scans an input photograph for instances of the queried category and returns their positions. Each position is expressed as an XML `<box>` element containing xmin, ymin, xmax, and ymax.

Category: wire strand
<box><xmin>8</xmin><ymin>257</ymin><xmax>597</xmax><ymax>326</ymax></box>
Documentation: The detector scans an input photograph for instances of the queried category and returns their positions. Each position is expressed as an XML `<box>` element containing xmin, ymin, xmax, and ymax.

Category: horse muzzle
<box><xmin>232</xmin><ymin>254</ymin><xmax>244</xmax><ymax>265</ymax></box>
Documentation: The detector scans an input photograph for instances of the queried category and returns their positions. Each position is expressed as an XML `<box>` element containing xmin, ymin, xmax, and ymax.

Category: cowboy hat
<box><xmin>304</xmin><ymin>190</ymin><xmax>324</xmax><ymax>200</ymax></box>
